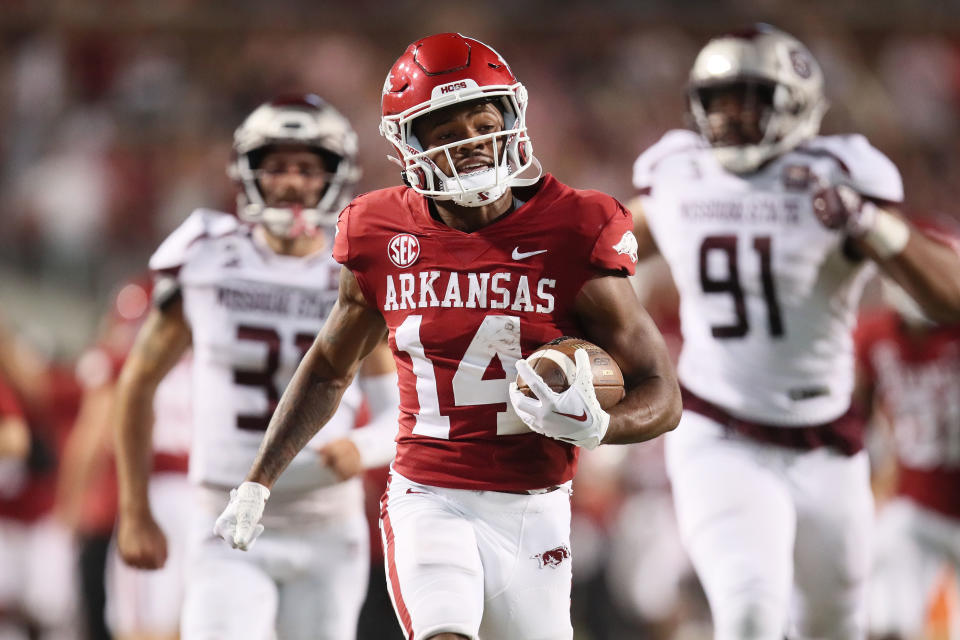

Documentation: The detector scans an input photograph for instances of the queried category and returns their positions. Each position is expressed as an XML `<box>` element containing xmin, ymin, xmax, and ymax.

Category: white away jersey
<box><xmin>149</xmin><ymin>209</ymin><xmax>362</xmax><ymax>492</ymax></box>
<box><xmin>634</xmin><ymin>130</ymin><xmax>903</xmax><ymax>425</ymax></box>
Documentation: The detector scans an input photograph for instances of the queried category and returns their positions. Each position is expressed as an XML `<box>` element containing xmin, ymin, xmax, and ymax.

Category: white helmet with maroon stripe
<box><xmin>689</xmin><ymin>24</ymin><xmax>828</xmax><ymax>173</ymax></box>
<box><xmin>228</xmin><ymin>94</ymin><xmax>360</xmax><ymax>236</ymax></box>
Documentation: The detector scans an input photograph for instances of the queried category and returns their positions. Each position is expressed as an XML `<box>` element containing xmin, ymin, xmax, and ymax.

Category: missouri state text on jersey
<box><xmin>635</xmin><ymin>130</ymin><xmax>904</xmax><ymax>426</ymax></box>
<box><xmin>334</xmin><ymin>175</ymin><xmax>637</xmax><ymax>491</ymax></box>
<box><xmin>149</xmin><ymin>209</ymin><xmax>361</xmax><ymax>492</ymax></box>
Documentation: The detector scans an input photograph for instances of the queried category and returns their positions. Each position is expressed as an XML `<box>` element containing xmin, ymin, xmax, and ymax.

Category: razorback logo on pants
<box><xmin>531</xmin><ymin>545</ymin><xmax>570</xmax><ymax>569</ymax></box>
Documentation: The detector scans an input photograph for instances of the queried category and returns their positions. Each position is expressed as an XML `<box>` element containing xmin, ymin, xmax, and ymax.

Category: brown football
<box><xmin>515</xmin><ymin>336</ymin><xmax>625</xmax><ymax>410</ymax></box>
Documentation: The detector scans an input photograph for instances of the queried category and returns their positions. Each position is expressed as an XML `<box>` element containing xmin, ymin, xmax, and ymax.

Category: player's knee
<box><xmin>713</xmin><ymin>596</ymin><xmax>785</xmax><ymax>640</ymax></box>
<box><xmin>796</xmin><ymin>606</ymin><xmax>865</xmax><ymax>640</ymax></box>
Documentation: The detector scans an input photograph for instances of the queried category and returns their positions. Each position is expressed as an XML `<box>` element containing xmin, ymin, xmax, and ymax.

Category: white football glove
<box><xmin>213</xmin><ymin>481</ymin><xmax>270</xmax><ymax>551</ymax></box>
<box><xmin>508</xmin><ymin>348</ymin><xmax>610</xmax><ymax>450</ymax></box>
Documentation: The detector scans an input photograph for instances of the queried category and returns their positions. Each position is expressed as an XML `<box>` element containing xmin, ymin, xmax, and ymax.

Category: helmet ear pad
<box><xmin>405</xmin><ymin>165</ymin><xmax>429</xmax><ymax>191</ymax></box>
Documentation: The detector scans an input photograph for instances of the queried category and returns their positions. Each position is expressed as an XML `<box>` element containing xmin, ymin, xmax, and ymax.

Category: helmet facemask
<box><xmin>228</xmin><ymin>96</ymin><xmax>360</xmax><ymax>238</ymax></box>
<box><xmin>380</xmin><ymin>80</ymin><xmax>540</xmax><ymax>207</ymax></box>
<box><xmin>233</xmin><ymin>146</ymin><xmax>349</xmax><ymax>238</ymax></box>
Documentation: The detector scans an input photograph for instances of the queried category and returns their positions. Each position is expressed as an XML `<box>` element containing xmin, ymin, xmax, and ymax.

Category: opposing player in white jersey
<box><xmin>628</xmin><ymin>24</ymin><xmax>960</xmax><ymax>640</ymax></box>
<box><xmin>113</xmin><ymin>95</ymin><xmax>400</xmax><ymax>640</ymax></box>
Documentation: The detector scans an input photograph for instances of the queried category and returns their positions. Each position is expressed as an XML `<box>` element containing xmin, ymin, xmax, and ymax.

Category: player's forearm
<box><xmin>603</xmin><ymin>374</ymin><xmax>682</xmax><ymax>444</ymax></box>
<box><xmin>865</xmin><ymin>229</ymin><xmax>960</xmax><ymax>324</ymax></box>
<box><xmin>113</xmin><ymin>376</ymin><xmax>157</xmax><ymax>516</ymax></box>
<box><xmin>246</xmin><ymin>349</ymin><xmax>356</xmax><ymax>488</ymax></box>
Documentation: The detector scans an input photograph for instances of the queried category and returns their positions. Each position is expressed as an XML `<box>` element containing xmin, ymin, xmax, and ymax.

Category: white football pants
<box><xmin>381</xmin><ymin>471</ymin><xmax>574</xmax><ymax>640</ymax></box>
<box><xmin>180</xmin><ymin>485</ymin><xmax>369</xmax><ymax>640</ymax></box>
<box><xmin>666</xmin><ymin>410</ymin><xmax>873</xmax><ymax>640</ymax></box>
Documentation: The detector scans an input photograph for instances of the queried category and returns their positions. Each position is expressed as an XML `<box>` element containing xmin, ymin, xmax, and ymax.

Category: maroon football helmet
<box><xmin>379</xmin><ymin>33</ymin><xmax>540</xmax><ymax>207</ymax></box>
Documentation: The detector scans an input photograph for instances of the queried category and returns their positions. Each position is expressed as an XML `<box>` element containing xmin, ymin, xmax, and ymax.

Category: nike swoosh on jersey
<box><xmin>512</xmin><ymin>247</ymin><xmax>549</xmax><ymax>260</ymax></box>
<box><xmin>554</xmin><ymin>410</ymin><xmax>588</xmax><ymax>422</ymax></box>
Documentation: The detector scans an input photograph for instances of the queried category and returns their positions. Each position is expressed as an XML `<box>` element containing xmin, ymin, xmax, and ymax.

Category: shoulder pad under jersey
<box><xmin>632</xmin><ymin>129</ymin><xmax>704</xmax><ymax>193</ymax></box>
<box><xmin>803</xmin><ymin>134</ymin><xmax>904</xmax><ymax>203</ymax></box>
<box><xmin>148</xmin><ymin>209</ymin><xmax>239</xmax><ymax>274</ymax></box>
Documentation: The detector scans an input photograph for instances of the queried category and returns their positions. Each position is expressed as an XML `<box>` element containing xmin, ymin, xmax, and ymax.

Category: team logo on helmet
<box><xmin>388</xmin><ymin>233</ymin><xmax>421</xmax><ymax>268</ymax></box>
<box><xmin>532</xmin><ymin>545</ymin><xmax>571</xmax><ymax>569</ymax></box>
<box><xmin>789</xmin><ymin>49</ymin><xmax>812</xmax><ymax>79</ymax></box>
<box><xmin>613</xmin><ymin>231</ymin><xmax>639</xmax><ymax>264</ymax></box>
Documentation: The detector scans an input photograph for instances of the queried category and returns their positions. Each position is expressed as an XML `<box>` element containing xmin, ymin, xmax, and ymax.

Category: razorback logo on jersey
<box><xmin>612</xmin><ymin>231</ymin><xmax>639</xmax><ymax>263</ymax></box>
<box><xmin>388</xmin><ymin>233</ymin><xmax>421</xmax><ymax>268</ymax></box>
<box><xmin>531</xmin><ymin>545</ymin><xmax>571</xmax><ymax>569</ymax></box>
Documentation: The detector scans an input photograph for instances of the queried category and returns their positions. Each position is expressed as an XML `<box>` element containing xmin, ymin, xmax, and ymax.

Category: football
<box><xmin>515</xmin><ymin>336</ymin><xmax>625</xmax><ymax>409</ymax></box>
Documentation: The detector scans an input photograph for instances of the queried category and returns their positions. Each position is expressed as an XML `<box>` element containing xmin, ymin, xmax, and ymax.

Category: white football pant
<box><xmin>180</xmin><ymin>485</ymin><xmax>369</xmax><ymax>640</ymax></box>
<box><xmin>106</xmin><ymin>472</ymin><xmax>190</xmax><ymax>637</ymax></box>
<box><xmin>666</xmin><ymin>410</ymin><xmax>873</xmax><ymax>640</ymax></box>
<box><xmin>0</xmin><ymin>515</ymin><xmax>78</xmax><ymax>639</ymax></box>
<box><xmin>381</xmin><ymin>471</ymin><xmax>574</xmax><ymax>640</ymax></box>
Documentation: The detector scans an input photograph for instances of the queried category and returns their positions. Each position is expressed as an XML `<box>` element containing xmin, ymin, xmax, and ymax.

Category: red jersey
<box><xmin>0</xmin><ymin>377</ymin><xmax>22</xmax><ymax>418</ymax></box>
<box><xmin>0</xmin><ymin>367</ymin><xmax>81</xmax><ymax>522</ymax></box>
<box><xmin>334</xmin><ymin>175</ymin><xmax>637</xmax><ymax>491</ymax></box>
<box><xmin>856</xmin><ymin>310</ymin><xmax>960</xmax><ymax>518</ymax></box>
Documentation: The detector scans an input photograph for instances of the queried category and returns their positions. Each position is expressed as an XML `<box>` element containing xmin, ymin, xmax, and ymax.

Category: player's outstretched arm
<box><xmin>575</xmin><ymin>275</ymin><xmax>682</xmax><ymax>444</ymax></box>
<box><xmin>866</xmin><ymin>228</ymin><xmax>960</xmax><ymax>324</ymax></box>
<box><xmin>246</xmin><ymin>267</ymin><xmax>388</xmax><ymax>489</ymax></box>
<box><xmin>813</xmin><ymin>186</ymin><xmax>960</xmax><ymax>323</ymax></box>
<box><xmin>114</xmin><ymin>297</ymin><xmax>191</xmax><ymax>569</ymax></box>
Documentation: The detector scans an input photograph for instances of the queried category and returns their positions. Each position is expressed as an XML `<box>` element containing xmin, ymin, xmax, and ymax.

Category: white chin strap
<box><xmin>438</xmin><ymin>165</ymin><xmax>511</xmax><ymax>208</ymax></box>
<box><xmin>711</xmin><ymin>144</ymin><xmax>774</xmax><ymax>174</ymax></box>
<box><xmin>433</xmin><ymin>158</ymin><xmax>543</xmax><ymax>208</ymax></box>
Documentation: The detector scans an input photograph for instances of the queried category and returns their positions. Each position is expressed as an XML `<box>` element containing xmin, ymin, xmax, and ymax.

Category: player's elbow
<box><xmin>660</xmin><ymin>380</ymin><xmax>683</xmax><ymax>435</ymax></box>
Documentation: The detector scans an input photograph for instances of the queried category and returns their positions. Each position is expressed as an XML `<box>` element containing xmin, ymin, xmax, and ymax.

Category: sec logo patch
<box><xmin>388</xmin><ymin>233</ymin><xmax>420</xmax><ymax>268</ymax></box>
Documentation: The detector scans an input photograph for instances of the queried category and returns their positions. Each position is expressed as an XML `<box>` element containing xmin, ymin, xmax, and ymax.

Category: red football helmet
<box><xmin>379</xmin><ymin>33</ymin><xmax>540</xmax><ymax>207</ymax></box>
<box><xmin>228</xmin><ymin>94</ymin><xmax>360</xmax><ymax>237</ymax></box>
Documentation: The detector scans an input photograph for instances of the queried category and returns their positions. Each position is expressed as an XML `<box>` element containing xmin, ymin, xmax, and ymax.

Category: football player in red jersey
<box><xmin>856</xmin><ymin>275</ymin><xmax>960</xmax><ymax>640</ymax></box>
<box><xmin>217</xmin><ymin>33</ymin><xmax>681</xmax><ymax>640</ymax></box>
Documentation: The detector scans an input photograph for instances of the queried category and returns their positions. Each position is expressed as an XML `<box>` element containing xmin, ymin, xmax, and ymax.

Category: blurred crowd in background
<box><xmin>3</xmin><ymin>0</ymin><xmax>960</xmax><ymax>352</ymax></box>
<box><xmin>2</xmin><ymin>1</ymin><xmax>960</xmax><ymax>639</ymax></box>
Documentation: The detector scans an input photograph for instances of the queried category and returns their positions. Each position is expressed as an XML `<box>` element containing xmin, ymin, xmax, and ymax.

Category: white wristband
<box><xmin>862</xmin><ymin>207</ymin><xmax>910</xmax><ymax>259</ymax></box>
